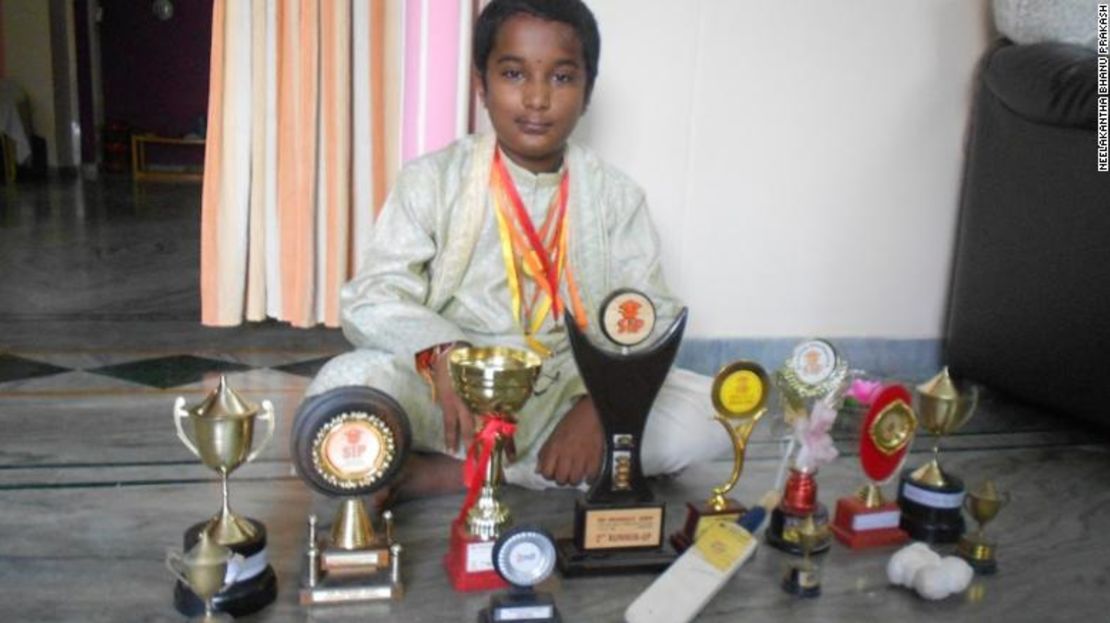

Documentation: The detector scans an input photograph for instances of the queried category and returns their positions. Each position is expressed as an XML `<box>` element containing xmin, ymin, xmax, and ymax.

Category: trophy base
<box><xmin>444</xmin><ymin>519</ymin><xmax>508</xmax><ymax>592</ymax></box>
<box><xmin>300</xmin><ymin>571</ymin><xmax>401</xmax><ymax>605</ymax></box>
<box><xmin>781</xmin><ymin>566</ymin><xmax>821</xmax><ymax>598</ymax></box>
<box><xmin>830</xmin><ymin>497</ymin><xmax>908</xmax><ymax>549</ymax></box>
<box><xmin>957</xmin><ymin>536</ymin><xmax>998</xmax><ymax>575</ymax></box>
<box><xmin>301</xmin><ymin>540</ymin><xmax>400</xmax><ymax>605</ymax></box>
<box><xmin>669</xmin><ymin>499</ymin><xmax>746</xmax><ymax>553</ymax></box>
<box><xmin>765</xmin><ymin>504</ymin><xmax>831</xmax><ymax>556</ymax></box>
<box><xmin>556</xmin><ymin>498</ymin><xmax>674</xmax><ymax>577</ymax></box>
<box><xmin>478</xmin><ymin>590</ymin><xmax>561</xmax><ymax>623</ymax></box>
<box><xmin>554</xmin><ymin>537</ymin><xmax>676</xmax><ymax>577</ymax></box>
<box><xmin>174</xmin><ymin>519</ymin><xmax>277</xmax><ymax>618</ymax></box>
<box><xmin>897</xmin><ymin>470</ymin><xmax>966</xmax><ymax>543</ymax></box>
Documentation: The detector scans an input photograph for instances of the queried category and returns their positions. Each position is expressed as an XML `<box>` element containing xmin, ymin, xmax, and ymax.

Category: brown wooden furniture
<box><xmin>130</xmin><ymin>134</ymin><xmax>204</xmax><ymax>182</ymax></box>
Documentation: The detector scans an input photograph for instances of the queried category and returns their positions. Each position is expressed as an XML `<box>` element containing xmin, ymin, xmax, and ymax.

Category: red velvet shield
<box><xmin>859</xmin><ymin>385</ymin><xmax>913</xmax><ymax>482</ymax></box>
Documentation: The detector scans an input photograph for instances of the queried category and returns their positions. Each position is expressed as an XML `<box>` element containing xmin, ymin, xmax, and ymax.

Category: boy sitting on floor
<box><xmin>306</xmin><ymin>0</ymin><xmax>727</xmax><ymax>498</ymax></box>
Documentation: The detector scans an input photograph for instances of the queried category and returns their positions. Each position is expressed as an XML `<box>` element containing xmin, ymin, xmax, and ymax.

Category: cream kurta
<box><xmin>309</xmin><ymin>133</ymin><xmax>727</xmax><ymax>489</ymax></box>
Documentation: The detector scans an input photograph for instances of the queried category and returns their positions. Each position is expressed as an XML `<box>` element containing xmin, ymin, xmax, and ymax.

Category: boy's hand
<box><xmin>434</xmin><ymin>349</ymin><xmax>475</xmax><ymax>453</ymax></box>
<box><xmin>537</xmin><ymin>396</ymin><xmax>602</xmax><ymax>486</ymax></box>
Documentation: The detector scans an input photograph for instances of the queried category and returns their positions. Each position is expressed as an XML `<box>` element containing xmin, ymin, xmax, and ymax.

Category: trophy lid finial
<box><xmin>916</xmin><ymin>367</ymin><xmax>959</xmax><ymax>403</ymax></box>
<box><xmin>188</xmin><ymin>375</ymin><xmax>260</xmax><ymax>420</ymax></box>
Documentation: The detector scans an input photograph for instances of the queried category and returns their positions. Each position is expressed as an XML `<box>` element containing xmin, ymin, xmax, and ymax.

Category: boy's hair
<box><xmin>473</xmin><ymin>0</ymin><xmax>601</xmax><ymax>101</ymax></box>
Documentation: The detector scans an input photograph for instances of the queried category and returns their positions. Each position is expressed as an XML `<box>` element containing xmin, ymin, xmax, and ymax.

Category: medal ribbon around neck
<box><xmin>490</xmin><ymin>149</ymin><xmax>587</xmax><ymax>357</ymax></box>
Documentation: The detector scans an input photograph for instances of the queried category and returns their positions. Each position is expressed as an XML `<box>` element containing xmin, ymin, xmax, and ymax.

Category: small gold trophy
<box><xmin>444</xmin><ymin>346</ymin><xmax>542</xmax><ymax>592</ymax></box>
<box><xmin>897</xmin><ymin>367</ymin><xmax>979</xmax><ymax>543</ymax></box>
<box><xmin>781</xmin><ymin>514</ymin><xmax>828</xmax><ymax>598</ymax></box>
<box><xmin>290</xmin><ymin>386</ymin><xmax>411</xmax><ymax>604</ymax></box>
<box><xmin>165</xmin><ymin>532</ymin><xmax>235</xmax><ymax>622</ymax></box>
<box><xmin>957</xmin><ymin>480</ymin><xmax>1010</xmax><ymax>574</ymax></box>
<box><xmin>172</xmin><ymin>377</ymin><xmax>277</xmax><ymax>617</ymax></box>
<box><xmin>670</xmin><ymin>361</ymin><xmax>769</xmax><ymax>552</ymax></box>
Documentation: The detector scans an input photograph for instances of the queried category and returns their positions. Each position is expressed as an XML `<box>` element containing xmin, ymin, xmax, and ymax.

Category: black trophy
<box><xmin>291</xmin><ymin>386</ymin><xmax>411</xmax><ymax>605</ymax></box>
<box><xmin>555</xmin><ymin>289</ymin><xmax>685</xmax><ymax>576</ymax></box>
<box><xmin>479</xmin><ymin>525</ymin><xmax>561</xmax><ymax>623</ymax></box>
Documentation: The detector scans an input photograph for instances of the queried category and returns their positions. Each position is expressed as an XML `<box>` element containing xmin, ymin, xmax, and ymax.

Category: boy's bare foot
<box><xmin>369</xmin><ymin>452</ymin><xmax>466</xmax><ymax>511</ymax></box>
<box><xmin>537</xmin><ymin>397</ymin><xmax>602</xmax><ymax>486</ymax></box>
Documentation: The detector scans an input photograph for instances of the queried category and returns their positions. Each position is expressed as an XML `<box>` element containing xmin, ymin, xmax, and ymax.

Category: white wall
<box><xmin>2</xmin><ymin>0</ymin><xmax>57</xmax><ymax>166</ymax></box>
<box><xmin>580</xmin><ymin>0</ymin><xmax>991</xmax><ymax>340</ymax></box>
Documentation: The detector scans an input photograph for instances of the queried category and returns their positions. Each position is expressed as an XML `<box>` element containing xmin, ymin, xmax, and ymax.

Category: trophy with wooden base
<box><xmin>957</xmin><ymin>480</ymin><xmax>1010</xmax><ymax>574</ymax></box>
<box><xmin>290</xmin><ymin>386</ymin><xmax>411</xmax><ymax>604</ymax></box>
<box><xmin>479</xmin><ymin>525</ymin><xmax>561</xmax><ymax>623</ymax></box>
<box><xmin>556</xmin><ymin>290</ymin><xmax>685</xmax><ymax>576</ymax></box>
<box><xmin>444</xmin><ymin>346</ymin><xmax>543</xmax><ymax>592</ymax></box>
<box><xmin>831</xmin><ymin>384</ymin><xmax>917</xmax><ymax>548</ymax></box>
<box><xmin>172</xmin><ymin>377</ymin><xmax>278</xmax><ymax>617</ymax></box>
<box><xmin>765</xmin><ymin>340</ymin><xmax>846</xmax><ymax>556</ymax></box>
<box><xmin>897</xmin><ymin>367</ymin><xmax>978</xmax><ymax>543</ymax></box>
<box><xmin>670</xmin><ymin>361</ymin><xmax>769</xmax><ymax>553</ymax></box>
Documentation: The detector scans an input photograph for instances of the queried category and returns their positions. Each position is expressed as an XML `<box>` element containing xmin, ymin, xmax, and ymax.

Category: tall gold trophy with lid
<box><xmin>172</xmin><ymin>376</ymin><xmax>278</xmax><ymax>617</ymax></box>
<box><xmin>896</xmin><ymin>367</ymin><xmax>979</xmax><ymax>542</ymax></box>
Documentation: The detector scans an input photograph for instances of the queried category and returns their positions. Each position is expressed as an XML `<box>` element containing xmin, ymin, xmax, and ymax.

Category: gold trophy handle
<box><xmin>707</xmin><ymin>411</ymin><xmax>762</xmax><ymax>511</ymax></box>
<box><xmin>244</xmin><ymin>400</ymin><xmax>276</xmax><ymax>464</ymax></box>
<box><xmin>173</xmin><ymin>397</ymin><xmax>201</xmax><ymax>458</ymax></box>
<box><xmin>952</xmin><ymin>384</ymin><xmax>980</xmax><ymax>432</ymax></box>
<box><xmin>165</xmin><ymin>549</ymin><xmax>191</xmax><ymax>586</ymax></box>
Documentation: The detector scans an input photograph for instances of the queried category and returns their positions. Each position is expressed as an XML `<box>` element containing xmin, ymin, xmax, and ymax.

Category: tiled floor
<box><xmin>1</xmin><ymin>178</ymin><xmax>1109</xmax><ymax>622</ymax></box>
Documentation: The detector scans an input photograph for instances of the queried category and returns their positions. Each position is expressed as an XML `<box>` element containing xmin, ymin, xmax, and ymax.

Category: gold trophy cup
<box><xmin>671</xmin><ymin>361</ymin><xmax>769</xmax><ymax>552</ymax></box>
<box><xmin>166</xmin><ymin>532</ymin><xmax>235</xmax><ymax>622</ymax></box>
<box><xmin>172</xmin><ymin>376</ymin><xmax>278</xmax><ymax>617</ymax></box>
<box><xmin>957</xmin><ymin>480</ymin><xmax>1010</xmax><ymax>574</ymax></box>
<box><xmin>444</xmin><ymin>346</ymin><xmax>542</xmax><ymax>591</ymax></box>
<box><xmin>782</xmin><ymin>514</ymin><xmax>828</xmax><ymax>598</ymax></box>
<box><xmin>897</xmin><ymin>367</ymin><xmax>979</xmax><ymax>543</ymax></box>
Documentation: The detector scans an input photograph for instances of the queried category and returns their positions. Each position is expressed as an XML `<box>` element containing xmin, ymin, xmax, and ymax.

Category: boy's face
<box><xmin>477</xmin><ymin>14</ymin><xmax>588</xmax><ymax>174</ymax></box>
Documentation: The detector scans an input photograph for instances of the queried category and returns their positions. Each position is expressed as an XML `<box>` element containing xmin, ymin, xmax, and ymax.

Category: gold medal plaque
<box><xmin>869</xmin><ymin>399</ymin><xmax>917</xmax><ymax>456</ymax></box>
<box><xmin>311</xmin><ymin>411</ymin><xmax>396</xmax><ymax>490</ymax></box>
<box><xmin>713</xmin><ymin>363</ymin><xmax>769</xmax><ymax>418</ymax></box>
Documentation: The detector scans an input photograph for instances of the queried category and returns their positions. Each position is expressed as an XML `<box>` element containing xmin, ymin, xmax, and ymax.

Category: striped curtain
<box><xmin>201</xmin><ymin>0</ymin><xmax>476</xmax><ymax>327</ymax></box>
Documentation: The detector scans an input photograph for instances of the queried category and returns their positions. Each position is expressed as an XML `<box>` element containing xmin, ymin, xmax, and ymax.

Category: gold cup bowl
<box><xmin>448</xmin><ymin>346</ymin><xmax>542</xmax><ymax>539</ymax></box>
<box><xmin>449</xmin><ymin>346</ymin><xmax>543</xmax><ymax>416</ymax></box>
<box><xmin>174</xmin><ymin>376</ymin><xmax>276</xmax><ymax>545</ymax></box>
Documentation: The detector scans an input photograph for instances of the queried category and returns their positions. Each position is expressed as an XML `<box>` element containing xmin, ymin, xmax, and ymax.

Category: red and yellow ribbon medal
<box><xmin>490</xmin><ymin>149</ymin><xmax>587</xmax><ymax>357</ymax></box>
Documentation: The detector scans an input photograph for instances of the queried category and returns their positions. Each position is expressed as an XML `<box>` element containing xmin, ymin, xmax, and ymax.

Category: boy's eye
<box><xmin>553</xmin><ymin>72</ymin><xmax>577</xmax><ymax>85</ymax></box>
<box><xmin>501</xmin><ymin>68</ymin><xmax>523</xmax><ymax>80</ymax></box>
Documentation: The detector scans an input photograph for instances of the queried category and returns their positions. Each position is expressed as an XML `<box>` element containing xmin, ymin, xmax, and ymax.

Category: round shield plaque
<box><xmin>790</xmin><ymin>340</ymin><xmax>837</xmax><ymax>386</ymax></box>
<box><xmin>859</xmin><ymin>384</ymin><xmax>917</xmax><ymax>483</ymax></box>
<box><xmin>291</xmin><ymin>386</ymin><xmax>411</xmax><ymax>496</ymax></box>
<box><xmin>600</xmin><ymin>289</ymin><xmax>655</xmax><ymax>347</ymax></box>
<box><xmin>492</xmin><ymin>525</ymin><xmax>557</xmax><ymax>588</ymax></box>
<box><xmin>712</xmin><ymin>361</ymin><xmax>769</xmax><ymax>418</ymax></box>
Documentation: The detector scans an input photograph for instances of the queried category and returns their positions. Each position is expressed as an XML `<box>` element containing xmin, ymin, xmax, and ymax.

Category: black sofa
<box><xmin>946</xmin><ymin>40</ymin><xmax>1110</xmax><ymax>428</ymax></box>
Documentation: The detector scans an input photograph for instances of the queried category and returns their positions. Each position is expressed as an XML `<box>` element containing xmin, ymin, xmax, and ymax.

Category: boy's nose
<box><xmin>523</xmin><ymin>81</ymin><xmax>551</xmax><ymax>110</ymax></box>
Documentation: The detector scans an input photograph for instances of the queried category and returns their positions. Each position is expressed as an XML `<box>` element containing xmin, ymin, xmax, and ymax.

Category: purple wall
<box><xmin>100</xmin><ymin>0</ymin><xmax>213</xmax><ymax>137</ymax></box>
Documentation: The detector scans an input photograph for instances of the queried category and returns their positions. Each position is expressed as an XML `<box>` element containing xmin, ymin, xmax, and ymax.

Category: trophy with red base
<box><xmin>444</xmin><ymin>346</ymin><xmax>542</xmax><ymax>592</ymax></box>
<box><xmin>765</xmin><ymin>340</ymin><xmax>846</xmax><ymax>556</ymax></box>
<box><xmin>831</xmin><ymin>384</ymin><xmax>917</xmax><ymax>548</ymax></box>
<box><xmin>670</xmin><ymin>361</ymin><xmax>769</xmax><ymax>553</ymax></box>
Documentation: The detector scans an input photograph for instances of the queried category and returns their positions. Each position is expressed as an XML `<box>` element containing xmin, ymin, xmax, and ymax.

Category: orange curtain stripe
<box><xmin>200</xmin><ymin>0</ymin><xmax>227</xmax><ymax>324</ymax></box>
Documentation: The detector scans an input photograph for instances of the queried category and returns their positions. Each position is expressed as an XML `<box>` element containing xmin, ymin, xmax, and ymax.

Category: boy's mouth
<box><xmin>516</xmin><ymin>119</ymin><xmax>552</xmax><ymax>135</ymax></box>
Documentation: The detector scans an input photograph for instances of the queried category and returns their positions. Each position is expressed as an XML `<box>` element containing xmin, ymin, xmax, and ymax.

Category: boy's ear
<box><xmin>472</xmin><ymin>69</ymin><xmax>487</xmax><ymax>107</ymax></box>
